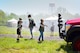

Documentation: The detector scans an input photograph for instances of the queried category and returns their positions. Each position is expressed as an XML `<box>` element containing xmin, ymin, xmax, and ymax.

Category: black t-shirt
<box><xmin>50</xmin><ymin>26</ymin><xmax>54</xmax><ymax>31</ymax></box>
<box><xmin>17</xmin><ymin>20</ymin><xmax>22</xmax><ymax>28</ymax></box>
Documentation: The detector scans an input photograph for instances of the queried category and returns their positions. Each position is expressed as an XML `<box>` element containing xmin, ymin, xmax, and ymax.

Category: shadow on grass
<box><xmin>24</xmin><ymin>38</ymin><xmax>35</xmax><ymax>41</ymax></box>
<box><xmin>56</xmin><ymin>44</ymin><xmax>78</xmax><ymax>53</ymax></box>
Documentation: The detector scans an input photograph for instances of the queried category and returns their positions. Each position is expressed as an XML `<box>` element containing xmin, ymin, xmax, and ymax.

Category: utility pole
<box><xmin>49</xmin><ymin>3</ymin><xmax>55</xmax><ymax>16</ymax></box>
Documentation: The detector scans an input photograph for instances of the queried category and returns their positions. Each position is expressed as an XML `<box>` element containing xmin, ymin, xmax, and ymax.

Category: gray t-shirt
<box><xmin>28</xmin><ymin>18</ymin><xmax>34</xmax><ymax>28</ymax></box>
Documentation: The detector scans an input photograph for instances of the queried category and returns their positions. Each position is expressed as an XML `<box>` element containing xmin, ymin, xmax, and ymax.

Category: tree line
<box><xmin>0</xmin><ymin>7</ymin><xmax>80</xmax><ymax>25</ymax></box>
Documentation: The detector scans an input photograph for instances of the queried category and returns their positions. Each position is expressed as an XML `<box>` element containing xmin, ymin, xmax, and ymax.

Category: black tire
<box><xmin>72</xmin><ymin>36</ymin><xmax>80</xmax><ymax>51</ymax></box>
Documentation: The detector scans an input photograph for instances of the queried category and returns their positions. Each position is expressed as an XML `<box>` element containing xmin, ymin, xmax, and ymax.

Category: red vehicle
<box><xmin>58</xmin><ymin>14</ymin><xmax>80</xmax><ymax>51</ymax></box>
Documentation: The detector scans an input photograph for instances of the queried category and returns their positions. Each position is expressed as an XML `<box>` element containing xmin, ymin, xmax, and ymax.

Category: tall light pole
<box><xmin>49</xmin><ymin>3</ymin><xmax>55</xmax><ymax>16</ymax></box>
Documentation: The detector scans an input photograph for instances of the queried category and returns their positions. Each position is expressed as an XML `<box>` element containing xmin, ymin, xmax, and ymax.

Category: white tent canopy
<box><xmin>44</xmin><ymin>16</ymin><xmax>65</xmax><ymax>32</ymax></box>
<box><xmin>8</xmin><ymin>18</ymin><xmax>18</xmax><ymax>23</ymax></box>
<box><xmin>44</xmin><ymin>16</ymin><xmax>64</xmax><ymax>21</ymax></box>
<box><xmin>44</xmin><ymin>16</ymin><xmax>58</xmax><ymax>20</ymax></box>
<box><xmin>7</xmin><ymin>18</ymin><xmax>18</xmax><ymax>27</ymax></box>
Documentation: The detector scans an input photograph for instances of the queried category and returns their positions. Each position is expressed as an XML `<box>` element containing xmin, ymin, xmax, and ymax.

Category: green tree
<box><xmin>8</xmin><ymin>13</ymin><xmax>18</xmax><ymax>19</ymax></box>
<box><xmin>0</xmin><ymin>10</ymin><xmax>6</xmax><ymax>25</ymax></box>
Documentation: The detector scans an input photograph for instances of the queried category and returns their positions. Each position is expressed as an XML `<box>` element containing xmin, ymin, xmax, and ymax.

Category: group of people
<box><xmin>17</xmin><ymin>14</ymin><xmax>48</xmax><ymax>43</ymax></box>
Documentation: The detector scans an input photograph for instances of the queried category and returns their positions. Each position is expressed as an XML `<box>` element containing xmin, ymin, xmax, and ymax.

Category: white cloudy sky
<box><xmin>0</xmin><ymin>0</ymin><xmax>80</xmax><ymax>15</ymax></box>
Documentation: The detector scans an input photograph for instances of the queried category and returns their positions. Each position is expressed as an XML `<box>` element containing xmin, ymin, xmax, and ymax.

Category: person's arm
<box><xmin>43</xmin><ymin>24</ymin><xmax>48</xmax><ymax>27</ymax></box>
<box><xmin>28</xmin><ymin>19</ymin><xmax>30</xmax><ymax>28</ymax></box>
<box><xmin>40</xmin><ymin>24</ymin><xmax>47</xmax><ymax>27</ymax></box>
<box><xmin>21</xmin><ymin>21</ymin><xmax>23</xmax><ymax>23</ymax></box>
<box><xmin>40</xmin><ymin>24</ymin><xmax>44</xmax><ymax>27</ymax></box>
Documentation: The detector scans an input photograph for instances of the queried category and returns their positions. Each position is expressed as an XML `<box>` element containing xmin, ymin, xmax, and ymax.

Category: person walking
<box><xmin>17</xmin><ymin>18</ymin><xmax>23</xmax><ymax>42</ymax></box>
<box><xmin>28</xmin><ymin>14</ymin><xmax>36</xmax><ymax>39</ymax></box>
<box><xmin>50</xmin><ymin>22</ymin><xmax>54</xmax><ymax>36</ymax></box>
<box><xmin>38</xmin><ymin>19</ymin><xmax>47</xmax><ymax>42</ymax></box>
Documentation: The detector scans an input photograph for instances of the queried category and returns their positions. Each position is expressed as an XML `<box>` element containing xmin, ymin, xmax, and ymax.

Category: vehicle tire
<box><xmin>72</xmin><ymin>36</ymin><xmax>80</xmax><ymax>51</ymax></box>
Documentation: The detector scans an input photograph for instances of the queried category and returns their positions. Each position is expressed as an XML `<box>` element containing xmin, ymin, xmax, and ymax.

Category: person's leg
<box><xmin>38</xmin><ymin>31</ymin><xmax>42</xmax><ymax>41</ymax></box>
<box><xmin>17</xmin><ymin>35</ymin><xmax>19</xmax><ymax>42</ymax></box>
<box><xmin>17</xmin><ymin>28</ymin><xmax>20</xmax><ymax>42</ymax></box>
<box><xmin>41</xmin><ymin>31</ymin><xmax>44</xmax><ymax>41</ymax></box>
<box><xmin>20</xmin><ymin>28</ymin><xmax>23</xmax><ymax>38</ymax></box>
<box><xmin>52</xmin><ymin>29</ymin><xmax>54</xmax><ymax>36</ymax></box>
<box><xmin>51</xmin><ymin>32</ymin><xmax>52</xmax><ymax>36</ymax></box>
<box><xmin>30</xmin><ymin>28</ymin><xmax>33</xmax><ymax>39</ymax></box>
<box><xmin>20</xmin><ymin>32</ymin><xmax>23</xmax><ymax>38</ymax></box>
<box><xmin>50</xmin><ymin>31</ymin><xmax>54</xmax><ymax>36</ymax></box>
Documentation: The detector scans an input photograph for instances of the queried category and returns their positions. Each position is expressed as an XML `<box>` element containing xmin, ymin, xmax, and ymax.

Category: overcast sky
<box><xmin>0</xmin><ymin>0</ymin><xmax>80</xmax><ymax>15</ymax></box>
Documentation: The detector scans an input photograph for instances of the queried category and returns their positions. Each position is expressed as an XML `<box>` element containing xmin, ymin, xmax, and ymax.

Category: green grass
<box><xmin>0</xmin><ymin>26</ymin><xmax>59</xmax><ymax>36</ymax></box>
<box><xmin>0</xmin><ymin>26</ymin><xmax>29</xmax><ymax>35</ymax></box>
<box><xmin>0</xmin><ymin>37</ymin><xmax>75</xmax><ymax>53</ymax></box>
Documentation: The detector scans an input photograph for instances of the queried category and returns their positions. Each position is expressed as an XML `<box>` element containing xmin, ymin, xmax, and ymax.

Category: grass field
<box><xmin>0</xmin><ymin>37</ymin><xmax>75</xmax><ymax>53</ymax></box>
<box><xmin>0</xmin><ymin>26</ymin><xmax>58</xmax><ymax>36</ymax></box>
<box><xmin>0</xmin><ymin>26</ymin><xmax>76</xmax><ymax>53</ymax></box>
